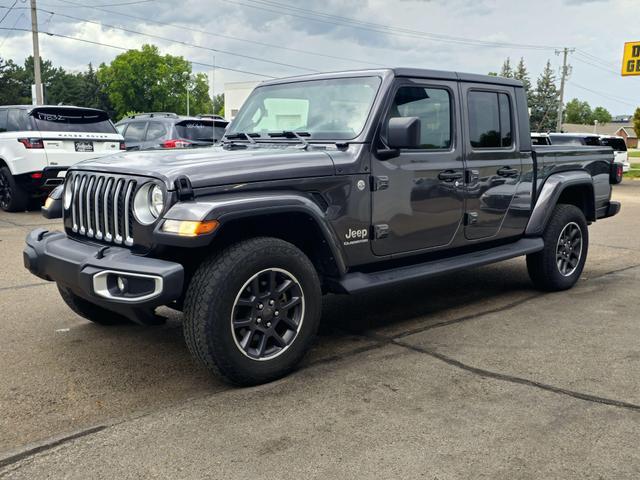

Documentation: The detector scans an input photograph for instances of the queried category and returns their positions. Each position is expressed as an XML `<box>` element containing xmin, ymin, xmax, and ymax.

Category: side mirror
<box><xmin>41</xmin><ymin>185</ymin><xmax>63</xmax><ymax>219</ymax></box>
<box><xmin>388</xmin><ymin>116</ymin><xmax>421</xmax><ymax>149</ymax></box>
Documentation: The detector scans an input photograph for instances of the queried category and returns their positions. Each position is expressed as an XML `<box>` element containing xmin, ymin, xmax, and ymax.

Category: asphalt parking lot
<box><xmin>0</xmin><ymin>182</ymin><xmax>639</xmax><ymax>479</ymax></box>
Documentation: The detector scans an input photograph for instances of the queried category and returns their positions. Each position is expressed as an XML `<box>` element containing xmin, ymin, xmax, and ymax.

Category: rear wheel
<box><xmin>183</xmin><ymin>237</ymin><xmax>322</xmax><ymax>386</ymax></box>
<box><xmin>527</xmin><ymin>204</ymin><xmax>588</xmax><ymax>291</ymax></box>
<box><xmin>0</xmin><ymin>167</ymin><xmax>28</xmax><ymax>212</ymax></box>
<box><xmin>58</xmin><ymin>285</ymin><xmax>131</xmax><ymax>325</ymax></box>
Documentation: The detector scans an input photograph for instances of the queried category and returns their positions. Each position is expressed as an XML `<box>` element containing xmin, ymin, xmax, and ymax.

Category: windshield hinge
<box><xmin>174</xmin><ymin>176</ymin><xmax>194</xmax><ymax>201</ymax></box>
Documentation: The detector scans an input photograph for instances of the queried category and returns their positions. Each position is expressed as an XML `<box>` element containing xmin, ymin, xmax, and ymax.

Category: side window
<box><xmin>145</xmin><ymin>122</ymin><xmax>168</xmax><ymax>141</ymax></box>
<box><xmin>124</xmin><ymin>122</ymin><xmax>146</xmax><ymax>142</ymax></box>
<box><xmin>388</xmin><ymin>86</ymin><xmax>451</xmax><ymax>149</ymax></box>
<box><xmin>7</xmin><ymin>109</ymin><xmax>31</xmax><ymax>132</ymax></box>
<box><xmin>0</xmin><ymin>110</ymin><xmax>7</xmax><ymax>133</ymax></box>
<box><xmin>115</xmin><ymin>124</ymin><xmax>126</xmax><ymax>135</ymax></box>
<box><xmin>468</xmin><ymin>91</ymin><xmax>512</xmax><ymax>149</ymax></box>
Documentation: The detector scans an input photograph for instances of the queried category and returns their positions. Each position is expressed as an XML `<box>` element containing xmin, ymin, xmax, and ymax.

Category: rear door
<box><xmin>30</xmin><ymin>107</ymin><xmax>122</xmax><ymax>167</ymax></box>
<box><xmin>460</xmin><ymin>85</ymin><xmax>522</xmax><ymax>240</ymax></box>
<box><xmin>371</xmin><ymin>78</ymin><xmax>465</xmax><ymax>256</ymax></box>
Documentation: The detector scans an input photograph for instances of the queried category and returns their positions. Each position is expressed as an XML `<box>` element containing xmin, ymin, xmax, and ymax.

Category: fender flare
<box><xmin>156</xmin><ymin>191</ymin><xmax>348</xmax><ymax>275</ymax></box>
<box><xmin>525</xmin><ymin>171</ymin><xmax>595</xmax><ymax>236</ymax></box>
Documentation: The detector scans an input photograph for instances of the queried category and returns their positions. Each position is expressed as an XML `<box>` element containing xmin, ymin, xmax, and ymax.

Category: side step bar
<box><xmin>335</xmin><ymin>238</ymin><xmax>544</xmax><ymax>294</ymax></box>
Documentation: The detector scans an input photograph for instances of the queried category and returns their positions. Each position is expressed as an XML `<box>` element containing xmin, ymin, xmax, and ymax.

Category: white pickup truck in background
<box><xmin>0</xmin><ymin>105</ymin><xmax>124</xmax><ymax>212</ymax></box>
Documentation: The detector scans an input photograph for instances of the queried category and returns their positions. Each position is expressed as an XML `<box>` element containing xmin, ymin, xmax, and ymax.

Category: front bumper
<box><xmin>24</xmin><ymin>229</ymin><xmax>184</xmax><ymax>323</ymax></box>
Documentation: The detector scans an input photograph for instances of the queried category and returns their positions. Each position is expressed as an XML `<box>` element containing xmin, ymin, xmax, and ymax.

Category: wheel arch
<box><xmin>525</xmin><ymin>171</ymin><xmax>595</xmax><ymax>236</ymax></box>
<box><xmin>158</xmin><ymin>191</ymin><xmax>348</xmax><ymax>279</ymax></box>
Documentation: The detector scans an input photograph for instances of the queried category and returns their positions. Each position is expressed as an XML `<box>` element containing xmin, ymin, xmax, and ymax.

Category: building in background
<box><xmin>224</xmin><ymin>81</ymin><xmax>260</xmax><ymax>121</ymax></box>
<box><xmin>561</xmin><ymin>123</ymin><xmax>638</xmax><ymax>149</ymax></box>
<box><xmin>615</xmin><ymin>126</ymin><xmax>638</xmax><ymax>149</ymax></box>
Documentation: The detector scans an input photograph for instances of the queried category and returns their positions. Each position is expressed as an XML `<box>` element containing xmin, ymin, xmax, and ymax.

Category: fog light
<box><xmin>117</xmin><ymin>276</ymin><xmax>128</xmax><ymax>293</ymax></box>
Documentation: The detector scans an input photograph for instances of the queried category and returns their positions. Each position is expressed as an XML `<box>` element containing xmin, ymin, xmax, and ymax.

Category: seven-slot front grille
<box><xmin>68</xmin><ymin>173</ymin><xmax>137</xmax><ymax>246</ymax></box>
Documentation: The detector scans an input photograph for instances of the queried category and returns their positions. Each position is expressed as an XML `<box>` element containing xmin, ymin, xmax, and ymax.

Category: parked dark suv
<box><xmin>115</xmin><ymin>113</ymin><xmax>228</xmax><ymax>150</ymax></box>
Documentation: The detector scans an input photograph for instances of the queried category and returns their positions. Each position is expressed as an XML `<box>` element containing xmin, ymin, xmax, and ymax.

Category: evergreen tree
<box><xmin>632</xmin><ymin>107</ymin><xmax>640</xmax><ymax>139</ymax></box>
<box><xmin>499</xmin><ymin>57</ymin><xmax>513</xmax><ymax>78</ymax></box>
<box><xmin>513</xmin><ymin>57</ymin><xmax>531</xmax><ymax>94</ymax></box>
<box><xmin>529</xmin><ymin>60</ymin><xmax>559</xmax><ymax>132</ymax></box>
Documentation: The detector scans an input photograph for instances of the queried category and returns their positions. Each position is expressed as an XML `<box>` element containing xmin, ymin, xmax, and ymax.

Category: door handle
<box><xmin>438</xmin><ymin>170</ymin><xmax>463</xmax><ymax>182</ymax></box>
<box><xmin>496</xmin><ymin>166</ymin><xmax>519</xmax><ymax>178</ymax></box>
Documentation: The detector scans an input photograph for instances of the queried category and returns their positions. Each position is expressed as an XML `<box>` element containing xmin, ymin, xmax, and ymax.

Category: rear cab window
<box><xmin>468</xmin><ymin>91</ymin><xmax>512</xmax><ymax>149</ymax></box>
<box><xmin>30</xmin><ymin>108</ymin><xmax>116</xmax><ymax>133</ymax></box>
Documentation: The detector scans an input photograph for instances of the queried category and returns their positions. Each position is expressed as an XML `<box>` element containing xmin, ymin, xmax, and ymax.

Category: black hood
<box><xmin>70</xmin><ymin>146</ymin><xmax>337</xmax><ymax>189</ymax></box>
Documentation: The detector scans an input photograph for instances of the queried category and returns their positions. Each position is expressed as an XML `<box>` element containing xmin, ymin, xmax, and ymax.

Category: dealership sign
<box><xmin>622</xmin><ymin>41</ymin><xmax>640</xmax><ymax>76</ymax></box>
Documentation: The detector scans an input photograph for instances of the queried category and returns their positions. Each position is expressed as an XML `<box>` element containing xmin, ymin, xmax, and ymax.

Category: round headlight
<box><xmin>63</xmin><ymin>178</ymin><xmax>74</xmax><ymax>210</ymax></box>
<box><xmin>149</xmin><ymin>184</ymin><xmax>164</xmax><ymax>218</ymax></box>
<box><xmin>133</xmin><ymin>183</ymin><xmax>164</xmax><ymax>225</ymax></box>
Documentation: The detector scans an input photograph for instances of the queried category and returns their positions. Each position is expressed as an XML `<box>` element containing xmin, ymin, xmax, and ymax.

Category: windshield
<box><xmin>31</xmin><ymin>108</ymin><xmax>117</xmax><ymax>133</ymax></box>
<box><xmin>227</xmin><ymin>76</ymin><xmax>382</xmax><ymax>141</ymax></box>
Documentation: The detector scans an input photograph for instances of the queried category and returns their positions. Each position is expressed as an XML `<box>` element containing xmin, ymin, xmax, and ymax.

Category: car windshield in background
<box><xmin>600</xmin><ymin>137</ymin><xmax>627</xmax><ymax>152</ymax></box>
<box><xmin>30</xmin><ymin>108</ymin><xmax>116</xmax><ymax>133</ymax></box>
<box><xmin>227</xmin><ymin>76</ymin><xmax>382</xmax><ymax>141</ymax></box>
<box><xmin>175</xmin><ymin>120</ymin><xmax>222</xmax><ymax>142</ymax></box>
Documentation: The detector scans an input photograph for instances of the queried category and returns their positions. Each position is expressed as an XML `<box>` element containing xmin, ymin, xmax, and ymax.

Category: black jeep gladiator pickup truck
<box><xmin>24</xmin><ymin>68</ymin><xmax>621</xmax><ymax>385</ymax></box>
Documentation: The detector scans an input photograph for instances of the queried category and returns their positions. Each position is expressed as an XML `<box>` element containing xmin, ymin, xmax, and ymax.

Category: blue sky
<box><xmin>1</xmin><ymin>0</ymin><xmax>638</xmax><ymax>115</ymax></box>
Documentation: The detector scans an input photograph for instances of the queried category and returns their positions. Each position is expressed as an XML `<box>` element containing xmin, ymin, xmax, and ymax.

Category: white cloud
<box><xmin>1</xmin><ymin>0</ymin><xmax>638</xmax><ymax>114</ymax></box>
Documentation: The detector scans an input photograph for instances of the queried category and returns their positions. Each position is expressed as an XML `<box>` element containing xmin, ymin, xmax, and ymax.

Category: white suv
<box><xmin>0</xmin><ymin>105</ymin><xmax>125</xmax><ymax>212</ymax></box>
<box><xmin>599</xmin><ymin>135</ymin><xmax>630</xmax><ymax>173</ymax></box>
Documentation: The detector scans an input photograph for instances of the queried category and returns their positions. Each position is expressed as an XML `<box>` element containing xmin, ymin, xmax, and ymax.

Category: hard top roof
<box><xmin>257</xmin><ymin>68</ymin><xmax>523</xmax><ymax>88</ymax></box>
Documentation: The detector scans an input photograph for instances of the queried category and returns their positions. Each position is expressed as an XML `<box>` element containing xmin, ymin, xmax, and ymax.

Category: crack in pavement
<box><xmin>1</xmin><ymin>264</ymin><xmax>638</xmax><ymax>471</ymax></box>
<box><xmin>391</xmin><ymin>338</ymin><xmax>640</xmax><ymax>413</ymax></box>
<box><xmin>0</xmin><ymin>282</ymin><xmax>49</xmax><ymax>293</ymax></box>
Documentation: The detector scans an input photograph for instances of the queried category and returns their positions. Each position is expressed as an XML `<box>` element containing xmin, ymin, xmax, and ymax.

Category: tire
<box><xmin>0</xmin><ymin>166</ymin><xmax>29</xmax><ymax>212</ymax></box>
<box><xmin>183</xmin><ymin>237</ymin><xmax>322</xmax><ymax>386</ymax></box>
<box><xmin>58</xmin><ymin>285</ymin><xmax>131</xmax><ymax>325</ymax></box>
<box><xmin>527</xmin><ymin>204</ymin><xmax>589</xmax><ymax>291</ymax></box>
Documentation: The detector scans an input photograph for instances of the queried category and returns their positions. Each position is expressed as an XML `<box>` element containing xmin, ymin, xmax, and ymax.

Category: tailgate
<box><xmin>42</xmin><ymin>133</ymin><xmax>123</xmax><ymax>167</ymax></box>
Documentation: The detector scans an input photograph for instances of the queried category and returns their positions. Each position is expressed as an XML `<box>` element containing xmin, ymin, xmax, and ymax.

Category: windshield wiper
<box><xmin>223</xmin><ymin>132</ymin><xmax>259</xmax><ymax>144</ymax></box>
<box><xmin>268</xmin><ymin>131</ymin><xmax>310</xmax><ymax>149</ymax></box>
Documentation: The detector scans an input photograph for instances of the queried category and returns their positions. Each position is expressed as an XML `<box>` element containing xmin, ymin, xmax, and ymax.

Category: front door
<box><xmin>371</xmin><ymin>80</ymin><xmax>465</xmax><ymax>256</ymax></box>
<box><xmin>460</xmin><ymin>85</ymin><xmax>522</xmax><ymax>240</ymax></box>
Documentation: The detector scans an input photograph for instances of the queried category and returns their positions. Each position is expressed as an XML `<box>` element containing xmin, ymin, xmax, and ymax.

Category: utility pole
<box><xmin>555</xmin><ymin>47</ymin><xmax>574</xmax><ymax>133</ymax></box>
<box><xmin>30</xmin><ymin>0</ymin><xmax>43</xmax><ymax>105</ymax></box>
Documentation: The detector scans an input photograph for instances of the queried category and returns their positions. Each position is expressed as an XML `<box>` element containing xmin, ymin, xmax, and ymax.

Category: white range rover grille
<box><xmin>68</xmin><ymin>173</ymin><xmax>137</xmax><ymax>246</ymax></box>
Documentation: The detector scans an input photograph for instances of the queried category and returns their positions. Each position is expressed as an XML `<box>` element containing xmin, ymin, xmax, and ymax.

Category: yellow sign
<box><xmin>622</xmin><ymin>41</ymin><xmax>640</xmax><ymax>76</ymax></box>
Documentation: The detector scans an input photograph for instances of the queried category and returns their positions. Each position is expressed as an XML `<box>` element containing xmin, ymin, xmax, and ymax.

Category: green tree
<box><xmin>212</xmin><ymin>93</ymin><xmax>224</xmax><ymax>117</ymax></box>
<box><xmin>564</xmin><ymin>98</ymin><xmax>593</xmax><ymax>124</ymax></box>
<box><xmin>499</xmin><ymin>57</ymin><xmax>513</xmax><ymax>78</ymax></box>
<box><xmin>592</xmin><ymin>106</ymin><xmax>612</xmax><ymax>124</ymax></box>
<box><xmin>0</xmin><ymin>57</ymin><xmax>28</xmax><ymax>105</ymax></box>
<box><xmin>513</xmin><ymin>57</ymin><xmax>532</xmax><ymax>94</ymax></box>
<box><xmin>633</xmin><ymin>107</ymin><xmax>640</xmax><ymax>138</ymax></box>
<box><xmin>97</xmin><ymin>44</ymin><xmax>211</xmax><ymax>119</ymax></box>
<box><xmin>529</xmin><ymin>60</ymin><xmax>559</xmax><ymax>132</ymax></box>
<box><xmin>186</xmin><ymin>72</ymin><xmax>213</xmax><ymax>116</ymax></box>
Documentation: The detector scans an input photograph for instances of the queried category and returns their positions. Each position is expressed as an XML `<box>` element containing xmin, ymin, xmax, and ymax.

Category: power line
<box><xmin>39</xmin><ymin>0</ymin><xmax>383</xmax><ymax>67</ymax></box>
<box><xmin>3</xmin><ymin>5</ymin><xmax>319</xmax><ymax>73</ymax></box>
<box><xmin>573</xmin><ymin>52</ymin><xmax>619</xmax><ymax>76</ymax></box>
<box><xmin>223</xmin><ymin>0</ymin><xmax>560</xmax><ymax>51</ymax></box>
<box><xmin>570</xmin><ymin>82</ymin><xmax>639</xmax><ymax>108</ymax></box>
<box><xmin>0</xmin><ymin>10</ymin><xmax>23</xmax><ymax>47</ymax></box>
<box><xmin>0</xmin><ymin>0</ymin><xmax>21</xmax><ymax>24</ymax></box>
<box><xmin>0</xmin><ymin>26</ymin><xmax>277</xmax><ymax>78</ymax></box>
<box><xmin>575</xmin><ymin>49</ymin><xmax>618</xmax><ymax>69</ymax></box>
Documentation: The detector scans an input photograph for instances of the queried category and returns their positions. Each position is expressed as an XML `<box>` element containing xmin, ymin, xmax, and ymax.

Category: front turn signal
<box><xmin>161</xmin><ymin>219</ymin><xmax>219</xmax><ymax>237</ymax></box>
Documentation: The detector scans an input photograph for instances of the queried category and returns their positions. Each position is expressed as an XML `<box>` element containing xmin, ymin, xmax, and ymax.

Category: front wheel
<box><xmin>183</xmin><ymin>237</ymin><xmax>322</xmax><ymax>386</ymax></box>
<box><xmin>527</xmin><ymin>204</ymin><xmax>589</xmax><ymax>291</ymax></box>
